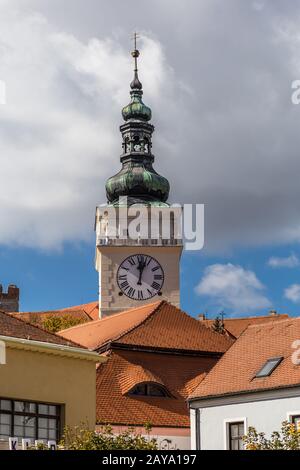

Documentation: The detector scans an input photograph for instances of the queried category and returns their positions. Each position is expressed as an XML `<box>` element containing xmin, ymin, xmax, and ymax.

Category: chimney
<box><xmin>198</xmin><ymin>313</ymin><xmax>206</xmax><ymax>321</ymax></box>
<box><xmin>269</xmin><ymin>309</ymin><xmax>277</xmax><ymax>316</ymax></box>
<box><xmin>0</xmin><ymin>284</ymin><xmax>19</xmax><ymax>313</ymax></box>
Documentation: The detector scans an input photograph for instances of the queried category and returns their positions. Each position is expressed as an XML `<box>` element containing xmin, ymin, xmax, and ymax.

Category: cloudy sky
<box><xmin>1</xmin><ymin>0</ymin><xmax>300</xmax><ymax>317</ymax></box>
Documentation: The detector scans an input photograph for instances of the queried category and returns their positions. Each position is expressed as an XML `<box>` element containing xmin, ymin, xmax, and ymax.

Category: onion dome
<box><xmin>122</xmin><ymin>50</ymin><xmax>152</xmax><ymax>122</ymax></box>
<box><xmin>122</xmin><ymin>89</ymin><xmax>152</xmax><ymax>122</ymax></box>
<box><xmin>106</xmin><ymin>164</ymin><xmax>170</xmax><ymax>207</ymax></box>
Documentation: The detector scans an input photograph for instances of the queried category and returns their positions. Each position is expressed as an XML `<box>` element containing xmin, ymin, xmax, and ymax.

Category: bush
<box><xmin>42</xmin><ymin>315</ymin><xmax>86</xmax><ymax>333</ymax></box>
<box><xmin>243</xmin><ymin>421</ymin><xmax>300</xmax><ymax>450</ymax></box>
<box><xmin>60</xmin><ymin>424</ymin><xmax>158</xmax><ymax>450</ymax></box>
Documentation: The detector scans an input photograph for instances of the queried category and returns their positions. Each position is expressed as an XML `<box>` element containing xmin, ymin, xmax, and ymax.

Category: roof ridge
<box><xmin>115</xmin><ymin>301</ymin><xmax>232</xmax><ymax>351</ymax></box>
<box><xmin>245</xmin><ymin>315</ymin><xmax>300</xmax><ymax>330</ymax></box>
<box><xmin>96</xmin><ymin>301</ymin><xmax>165</xmax><ymax>350</ymax></box>
<box><xmin>0</xmin><ymin>310</ymin><xmax>84</xmax><ymax>349</ymax></box>
<box><xmin>59</xmin><ymin>300</ymin><xmax>162</xmax><ymax>335</ymax></box>
<box><xmin>205</xmin><ymin>314</ymin><xmax>288</xmax><ymax>322</ymax></box>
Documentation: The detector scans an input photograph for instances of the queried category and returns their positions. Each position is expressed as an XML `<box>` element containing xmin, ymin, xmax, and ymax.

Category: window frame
<box><xmin>254</xmin><ymin>356</ymin><xmax>283</xmax><ymax>378</ymax></box>
<box><xmin>129</xmin><ymin>383</ymin><xmax>170</xmax><ymax>398</ymax></box>
<box><xmin>0</xmin><ymin>398</ymin><xmax>61</xmax><ymax>442</ymax></box>
<box><xmin>287</xmin><ymin>412</ymin><xmax>300</xmax><ymax>431</ymax></box>
<box><xmin>224</xmin><ymin>418</ymin><xmax>247</xmax><ymax>450</ymax></box>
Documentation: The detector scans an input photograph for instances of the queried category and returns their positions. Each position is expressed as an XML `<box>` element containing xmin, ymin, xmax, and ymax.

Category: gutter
<box><xmin>97</xmin><ymin>342</ymin><xmax>225</xmax><ymax>357</ymax></box>
<box><xmin>0</xmin><ymin>334</ymin><xmax>104</xmax><ymax>362</ymax></box>
<box><xmin>188</xmin><ymin>383</ymin><xmax>300</xmax><ymax>408</ymax></box>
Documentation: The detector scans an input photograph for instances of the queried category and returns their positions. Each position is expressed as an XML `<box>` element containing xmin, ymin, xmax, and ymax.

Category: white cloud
<box><xmin>0</xmin><ymin>8</ymin><xmax>181</xmax><ymax>248</ymax></box>
<box><xmin>268</xmin><ymin>253</ymin><xmax>300</xmax><ymax>268</ymax></box>
<box><xmin>195</xmin><ymin>263</ymin><xmax>271</xmax><ymax>313</ymax></box>
<box><xmin>1</xmin><ymin>2</ymin><xmax>300</xmax><ymax>252</ymax></box>
<box><xmin>284</xmin><ymin>283</ymin><xmax>300</xmax><ymax>303</ymax></box>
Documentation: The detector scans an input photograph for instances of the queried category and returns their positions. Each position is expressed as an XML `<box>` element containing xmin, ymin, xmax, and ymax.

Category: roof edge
<box><xmin>0</xmin><ymin>334</ymin><xmax>103</xmax><ymax>362</ymax></box>
<box><xmin>97</xmin><ymin>342</ymin><xmax>225</xmax><ymax>356</ymax></box>
<box><xmin>0</xmin><ymin>310</ymin><xmax>84</xmax><ymax>349</ymax></box>
<box><xmin>188</xmin><ymin>382</ymin><xmax>300</xmax><ymax>403</ymax></box>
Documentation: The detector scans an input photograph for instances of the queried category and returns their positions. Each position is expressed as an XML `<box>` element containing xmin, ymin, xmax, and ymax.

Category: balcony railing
<box><xmin>96</xmin><ymin>237</ymin><xmax>183</xmax><ymax>247</ymax></box>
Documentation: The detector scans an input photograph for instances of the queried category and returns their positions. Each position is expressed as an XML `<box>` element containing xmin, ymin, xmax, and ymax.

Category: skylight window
<box><xmin>255</xmin><ymin>357</ymin><xmax>283</xmax><ymax>378</ymax></box>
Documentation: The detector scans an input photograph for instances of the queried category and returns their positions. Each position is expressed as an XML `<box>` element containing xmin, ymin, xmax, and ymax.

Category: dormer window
<box><xmin>129</xmin><ymin>383</ymin><xmax>169</xmax><ymax>397</ymax></box>
<box><xmin>255</xmin><ymin>357</ymin><xmax>283</xmax><ymax>378</ymax></box>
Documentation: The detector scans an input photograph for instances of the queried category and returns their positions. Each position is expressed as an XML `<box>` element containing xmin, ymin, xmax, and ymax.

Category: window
<box><xmin>129</xmin><ymin>383</ymin><xmax>169</xmax><ymax>397</ymax></box>
<box><xmin>255</xmin><ymin>357</ymin><xmax>283</xmax><ymax>378</ymax></box>
<box><xmin>228</xmin><ymin>422</ymin><xmax>245</xmax><ymax>450</ymax></box>
<box><xmin>291</xmin><ymin>415</ymin><xmax>300</xmax><ymax>431</ymax></box>
<box><xmin>0</xmin><ymin>399</ymin><xmax>61</xmax><ymax>441</ymax></box>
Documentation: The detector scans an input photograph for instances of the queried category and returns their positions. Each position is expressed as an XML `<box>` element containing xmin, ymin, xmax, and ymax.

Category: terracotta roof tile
<box><xmin>0</xmin><ymin>310</ymin><xmax>84</xmax><ymax>348</ymax></box>
<box><xmin>59</xmin><ymin>301</ymin><xmax>233</xmax><ymax>353</ymax></box>
<box><xmin>59</xmin><ymin>301</ymin><xmax>99</xmax><ymax>321</ymax></box>
<box><xmin>190</xmin><ymin>317</ymin><xmax>300</xmax><ymax>400</ymax></box>
<box><xmin>202</xmin><ymin>314</ymin><xmax>289</xmax><ymax>338</ymax></box>
<box><xmin>96</xmin><ymin>349</ymin><xmax>219</xmax><ymax>427</ymax></box>
<box><xmin>59</xmin><ymin>302</ymin><xmax>161</xmax><ymax>350</ymax></box>
<box><xmin>11</xmin><ymin>301</ymin><xmax>99</xmax><ymax>326</ymax></box>
<box><xmin>118</xmin><ymin>364</ymin><xmax>164</xmax><ymax>395</ymax></box>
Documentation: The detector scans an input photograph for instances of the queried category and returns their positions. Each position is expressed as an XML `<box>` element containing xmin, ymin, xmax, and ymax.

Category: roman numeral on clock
<box><xmin>120</xmin><ymin>281</ymin><xmax>129</xmax><ymax>290</ymax></box>
<box><xmin>127</xmin><ymin>287</ymin><xmax>136</xmax><ymax>298</ymax></box>
<box><xmin>152</xmin><ymin>265</ymin><xmax>160</xmax><ymax>272</ymax></box>
<box><xmin>151</xmin><ymin>281</ymin><xmax>161</xmax><ymax>291</ymax></box>
<box><xmin>138</xmin><ymin>290</ymin><xmax>144</xmax><ymax>300</ymax></box>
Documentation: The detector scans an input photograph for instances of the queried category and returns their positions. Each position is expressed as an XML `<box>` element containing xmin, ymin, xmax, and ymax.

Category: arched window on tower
<box><xmin>133</xmin><ymin>135</ymin><xmax>141</xmax><ymax>152</ymax></box>
<box><xmin>143</xmin><ymin>137</ymin><xmax>149</xmax><ymax>153</ymax></box>
<box><xmin>124</xmin><ymin>137</ymin><xmax>130</xmax><ymax>154</ymax></box>
<box><xmin>170</xmin><ymin>211</ymin><xmax>175</xmax><ymax>240</ymax></box>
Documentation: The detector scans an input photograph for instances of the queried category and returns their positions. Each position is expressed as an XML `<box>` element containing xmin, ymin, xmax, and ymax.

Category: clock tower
<box><xmin>95</xmin><ymin>39</ymin><xmax>183</xmax><ymax>318</ymax></box>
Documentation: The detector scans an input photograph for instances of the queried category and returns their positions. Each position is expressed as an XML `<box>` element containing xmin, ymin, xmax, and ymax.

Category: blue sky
<box><xmin>1</xmin><ymin>241</ymin><xmax>300</xmax><ymax>319</ymax></box>
<box><xmin>1</xmin><ymin>1</ymin><xmax>300</xmax><ymax>319</ymax></box>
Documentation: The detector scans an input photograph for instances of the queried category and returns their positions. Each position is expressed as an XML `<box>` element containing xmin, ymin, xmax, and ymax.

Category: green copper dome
<box><xmin>122</xmin><ymin>70</ymin><xmax>152</xmax><ymax>122</ymax></box>
<box><xmin>106</xmin><ymin>163</ymin><xmax>170</xmax><ymax>206</ymax></box>
<box><xmin>122</xmin><ymin>92</ymin><xmax>152</xmax><ymax>122</ymax></box>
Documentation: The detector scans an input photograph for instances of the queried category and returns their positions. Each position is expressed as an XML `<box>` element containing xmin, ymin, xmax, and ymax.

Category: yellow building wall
<box><xmin>0</xmin><ymin>345</ymin><xmax>97</xmax><ymax>431</ymax></box>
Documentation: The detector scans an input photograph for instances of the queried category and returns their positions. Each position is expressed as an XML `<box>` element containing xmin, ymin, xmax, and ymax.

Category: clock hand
<box><xmin>137</xmin><ymin>260</ymin><xmax>146</xmax><ymax>285</ymax></box>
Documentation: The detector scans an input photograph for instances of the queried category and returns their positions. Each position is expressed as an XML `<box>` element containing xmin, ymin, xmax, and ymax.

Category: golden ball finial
<box><xmin>131</xmin><ymin>49</ymin><xmax>140</xmax><ymax>59</ymax></box>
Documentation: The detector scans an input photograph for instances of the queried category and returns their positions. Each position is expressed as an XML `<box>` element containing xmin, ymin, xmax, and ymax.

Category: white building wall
<box><xmin>191</xmin><ymin>395</ymin><xmax>300</xmax><ymax>450</ymax></box>
<box><xmin>190</xmin><ymin>409</ymin><xmax>196</xmax><ymax>450</ymax></box>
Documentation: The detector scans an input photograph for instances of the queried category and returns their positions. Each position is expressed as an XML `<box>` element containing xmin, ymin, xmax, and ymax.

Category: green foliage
<box><xmin>60</xmin><ymin>423</ymin><xmax>158</xmax><ymax>450</ymax></box>
<box><xmin>42</xmin><ymin>315</ymin><xmax>86</xmax><ymax>333</ymax></box>
<box><xmin>211</xmin><ymin>315</ymin><xmax>225</xmax><ymax>334</ymax></box>
<box><xmin>243</xmin><ymin>421</ymin><xmax>300</xmax><ymax>450</ymax></box>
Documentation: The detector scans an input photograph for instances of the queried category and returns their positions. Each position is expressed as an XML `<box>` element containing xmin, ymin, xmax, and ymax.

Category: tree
<box><xmin>60</xmin><ymin>424</ymin><xmax>158</xmax><ymax>450</ymax></box>
<box><xmin>243</xmin><ymin>421</ymin><xmax>300</xmax><ymax>450</ymax></box>
<box><xmin>211</xmin><ymin>315</ymin><xmax>225</xmax><ymax>334</ymax></box>
<box><xmin>42</xmin><ymin>315</ymin><xmax>86</xmax><ymax>333</ymax></box>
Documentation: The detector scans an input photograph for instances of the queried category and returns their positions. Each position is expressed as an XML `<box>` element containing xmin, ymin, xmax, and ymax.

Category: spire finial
<box><xmin>130</xmin><ymin>32</ymin><xmax>142</xmax><ymax>90</ymax></box>
<box><xmin>131</xmin><ymin>32</ymin><xmax>139</xmax><ymax>71</ymax></box>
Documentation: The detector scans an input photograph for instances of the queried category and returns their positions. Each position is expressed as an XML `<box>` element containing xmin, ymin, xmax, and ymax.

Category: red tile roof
<box><xmin>11</xmin><ymin>301</ymin><xmax>98</xmax><ymax>326</ymax></box>
<box><xmin>190</xmin><ymin>317</ymin><xmax>300</xmax><ymax>400</ymax></box>
<box><xmin>96</xmin><ymin>349</ymin><xmax>219</xmax><ymax>427</ymax></box>
<box><xmin>202</xmin><ymin>313</ymin><xmax>289</xmax><ymax>338</ymax></box>
<box><xmin>0</xmin><ymin>310</ymin><xmax>84</xmax><ymax>348</ymax></box>
<box><xmin>59</xmin><ymin>301</ymin><xmax>233</xmax><ymax>353</ymax></box>
<box><xmin>59</xmin><ymin>301</ymin><xmax>99</xmax><ymax>321</ymax></box>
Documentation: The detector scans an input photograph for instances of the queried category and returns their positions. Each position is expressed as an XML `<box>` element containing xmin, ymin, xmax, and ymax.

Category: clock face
<box><xmin>117</xmin><ymin>254</ymin><xmax>164</xmax><ymax>301</ymax></box>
